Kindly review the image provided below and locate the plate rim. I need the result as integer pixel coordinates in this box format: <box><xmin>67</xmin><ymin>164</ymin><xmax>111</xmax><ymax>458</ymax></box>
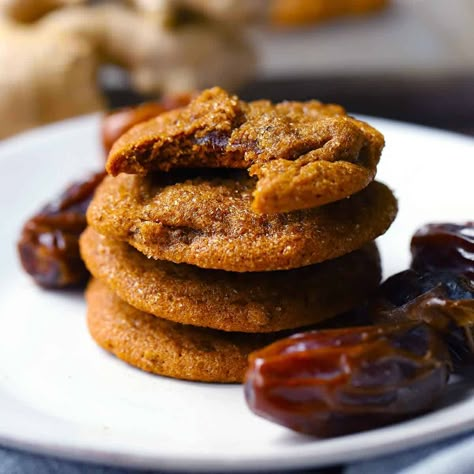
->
<box><xmin>1</xmin><ymin>114</ymin><xmax>473</xmax><ymax>472</ymax></box>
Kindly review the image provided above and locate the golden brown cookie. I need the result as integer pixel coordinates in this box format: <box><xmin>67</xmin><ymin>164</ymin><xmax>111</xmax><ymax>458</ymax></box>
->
<box><xmin>80</xmin><ymin>227</ymin><xmax>382</xmax><ymax>332</ymax></box>
<box><xmin>106</xmin><ymin>87</ymin><xmax>384</xmax><ymax>214</ymax></box>
<box><xmin>86</xmin><ymin>279</ymin><xmax>280</xmax><ymax>382</ymax></box>
<box><xmin>101</xmin><ymin>93</ymin><xmax>195</xmax><ymax>154</ymax></box>
<box><xmin>86</xmin><ymin>171</ymin><xmax>397</xmax><ymax>272</ymax></box>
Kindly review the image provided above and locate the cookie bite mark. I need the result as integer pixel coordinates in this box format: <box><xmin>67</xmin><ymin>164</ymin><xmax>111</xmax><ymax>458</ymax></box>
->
<box><xmin>107</xmin><ymin>87</ymin><xmax>384</xmax><ymax>214</ymax></box>
<box><xmin>107</xmin><ymin>88</ymin><xmax>247</xmax><ymax>175</ymax></box>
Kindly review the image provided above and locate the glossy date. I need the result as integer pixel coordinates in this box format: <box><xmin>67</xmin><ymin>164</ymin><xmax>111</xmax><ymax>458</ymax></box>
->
<box><xmin>245</xmin><ymin>322</ymin><xmax>450</xmax><ymax>437</ymax></box>
<box><xmin>371</xmin><ymin>270</ymin><xmax>474</xmax><ymax>367</ymax></box>
<box><xmin>17</xmin><ymin>171</ymin><xmax>105</xmax><ymax>288</ymax></box>
<box><xmin>411</xmin><ymin>222</ymin><xmax>474</xmax><ymax>279</ymax></box>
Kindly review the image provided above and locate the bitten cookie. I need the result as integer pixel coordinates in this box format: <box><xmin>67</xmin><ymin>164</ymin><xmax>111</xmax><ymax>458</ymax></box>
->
<box><xmin>106</xmin><ymin>87</ymin><xmax>384</xmax><ymax>214</ymax></box>
<box><xmin>86</xmin><ymin>279</ymin><xmax>281</xmax><ymax>383</ymax></box>
<box><xmin>87</xmin><ymin>171</ymin><xmax>397</xmax><ymax>272</ymax></box>
<box><xmin>81</xmin><ymin>227</ymin><xmax>382</xmax><ymax>332</ymax></box>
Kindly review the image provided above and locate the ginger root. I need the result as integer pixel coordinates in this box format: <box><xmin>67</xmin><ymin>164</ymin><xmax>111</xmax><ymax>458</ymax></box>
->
<box><xmin>0</xmin><ymin>1</ymin><xmax>255</xmax><ymax>139</ymax></box>
<box><xmin>129</xmin><ymin>0</ymin><xmax>265</xmax><ymax>23</ymax></box>
<box><xmin>0</xmin><ymin>18</ymin><xmax>103</xmax><ymax>139</ymax></box>
<box><xmin>39</xmin><ymin>3</ymin><xmax>256</xmax><ymax>95</ymax></box>
<box><xmin>0</xmin><ymin>0</ymin><xmax>83</xmax><ymax>23</ymax></box>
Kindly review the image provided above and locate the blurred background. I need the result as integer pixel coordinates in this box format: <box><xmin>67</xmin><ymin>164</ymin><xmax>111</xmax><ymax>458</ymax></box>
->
<box><xmin>0</xmin><ymin>0</ymin><xmax>473</xmax><ymax>139</ymax></box>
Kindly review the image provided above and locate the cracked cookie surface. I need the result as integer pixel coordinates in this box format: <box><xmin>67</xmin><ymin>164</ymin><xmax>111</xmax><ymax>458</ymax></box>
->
<box><xmin>81</xmin><ymin>228</ymin><xmax>381</xmax><ymax>332</ymax></box>
<box><xmin>106</xmin><ymin>87</ymin><xmax>384</xmax><ymax>213</ymax></box>
<box><xmin>87</xmin><ymin>171</ymin><xmax>397</xmax><ymax>272</ymax></box>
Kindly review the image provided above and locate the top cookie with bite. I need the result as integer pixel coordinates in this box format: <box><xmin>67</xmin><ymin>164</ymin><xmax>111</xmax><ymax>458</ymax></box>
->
<box><xmin>106</xmin><ymin>87</ymin><xmax>384</xmax><ymax>214</ymax></box>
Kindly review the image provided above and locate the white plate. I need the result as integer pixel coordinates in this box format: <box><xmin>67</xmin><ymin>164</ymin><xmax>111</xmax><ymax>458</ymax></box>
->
<box><xmin>0</xmin><ymin>115</ymin><xmax>473</xmax><ymax>472</ymax></box>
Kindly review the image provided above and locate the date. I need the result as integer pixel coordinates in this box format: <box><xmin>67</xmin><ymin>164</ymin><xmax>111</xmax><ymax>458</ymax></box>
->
<box><xmin>371</xmin><ymin>270</ymin><xmax>474</xmax><ymax>368</ymax></box>
<box><xmin>245</xmin><ymin>322</ymin><xmax>450</xmax><ymax>437</ymax></box>
<box><xmin>17</xmin><ymin>171</ymin><xmax>105</xmax><ymax>288</ymax></box>
<box><xmin>411</xmin><ymin>222</ymin><xmax>474</xmax><ymax>280</ymax></box>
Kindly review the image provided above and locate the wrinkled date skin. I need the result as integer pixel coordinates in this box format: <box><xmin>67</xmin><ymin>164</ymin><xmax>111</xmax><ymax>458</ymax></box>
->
<box><xmin>245</xmin><ymin>323</ymin><xmax>450</xmax><ymax>437</ymax></box>
<box><xmin>411</xmin><ymin>222</ymin><xmax>474</xmax><ymax>280</ymax></box>
<box><xmin>371</xmin><ymin>270</ymin><xmax>474</xmax><ymax>368</ymax></box>
<box><xmin>17</xmin><ymin>171</ymin><xmax>106</xmax><ymax>288</ymax></box>
<box><xmin>101</xmin><ymin>93</ymin><xmax>194</xmax><ymax>154</ymax></box>
<box><xmin>371</xmin><ymin>222</ymin><xmax>474</xmax><ymax>367</ymax></box>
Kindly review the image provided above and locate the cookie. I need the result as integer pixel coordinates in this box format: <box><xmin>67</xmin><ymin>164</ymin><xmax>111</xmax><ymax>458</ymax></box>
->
<box><xmin>101</xmin><ymin>93</ymin><xmax>194</xmax><ymax>154</ymax></box>
<box><xmin>106</xmin><ymin>87</ymin><xmax>384</xmax><ymax>214</ymax></box>
<box><xmin>87</xmin><ymin>171</ymin><xmax>397</xmax><ymax>272</ymax></box>
<box><xmin>80</xmin><ymin>227</ymin><xmax>382</xmax><ymax>332</ymax></box>
<box><xmin>86</xmin><ymin>279</ymin><xmax>280</xmax><ymax>383</ymax></box>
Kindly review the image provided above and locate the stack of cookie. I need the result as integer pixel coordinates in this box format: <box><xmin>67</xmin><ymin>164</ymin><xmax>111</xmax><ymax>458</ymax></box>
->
<box><xmin>80</xmin><ymin>87</ymin><xmax>397</xmax><ymax>383</ymax></box>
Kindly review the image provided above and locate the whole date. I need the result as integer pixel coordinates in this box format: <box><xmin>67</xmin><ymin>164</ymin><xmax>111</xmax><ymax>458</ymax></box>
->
<box><xmin>17</xmin><ymin>171</ymin><xmax>105</xmax><ymax>288</ymax></box>
<box><xmin>411</xmin><ymin>222</ymin><xmax>474</xmax><ymax>279</ymax></box>
<box><xmin>245</xmin><ymin>322</ymin><xmax>450</xmax><ymax>437</ymax></box>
